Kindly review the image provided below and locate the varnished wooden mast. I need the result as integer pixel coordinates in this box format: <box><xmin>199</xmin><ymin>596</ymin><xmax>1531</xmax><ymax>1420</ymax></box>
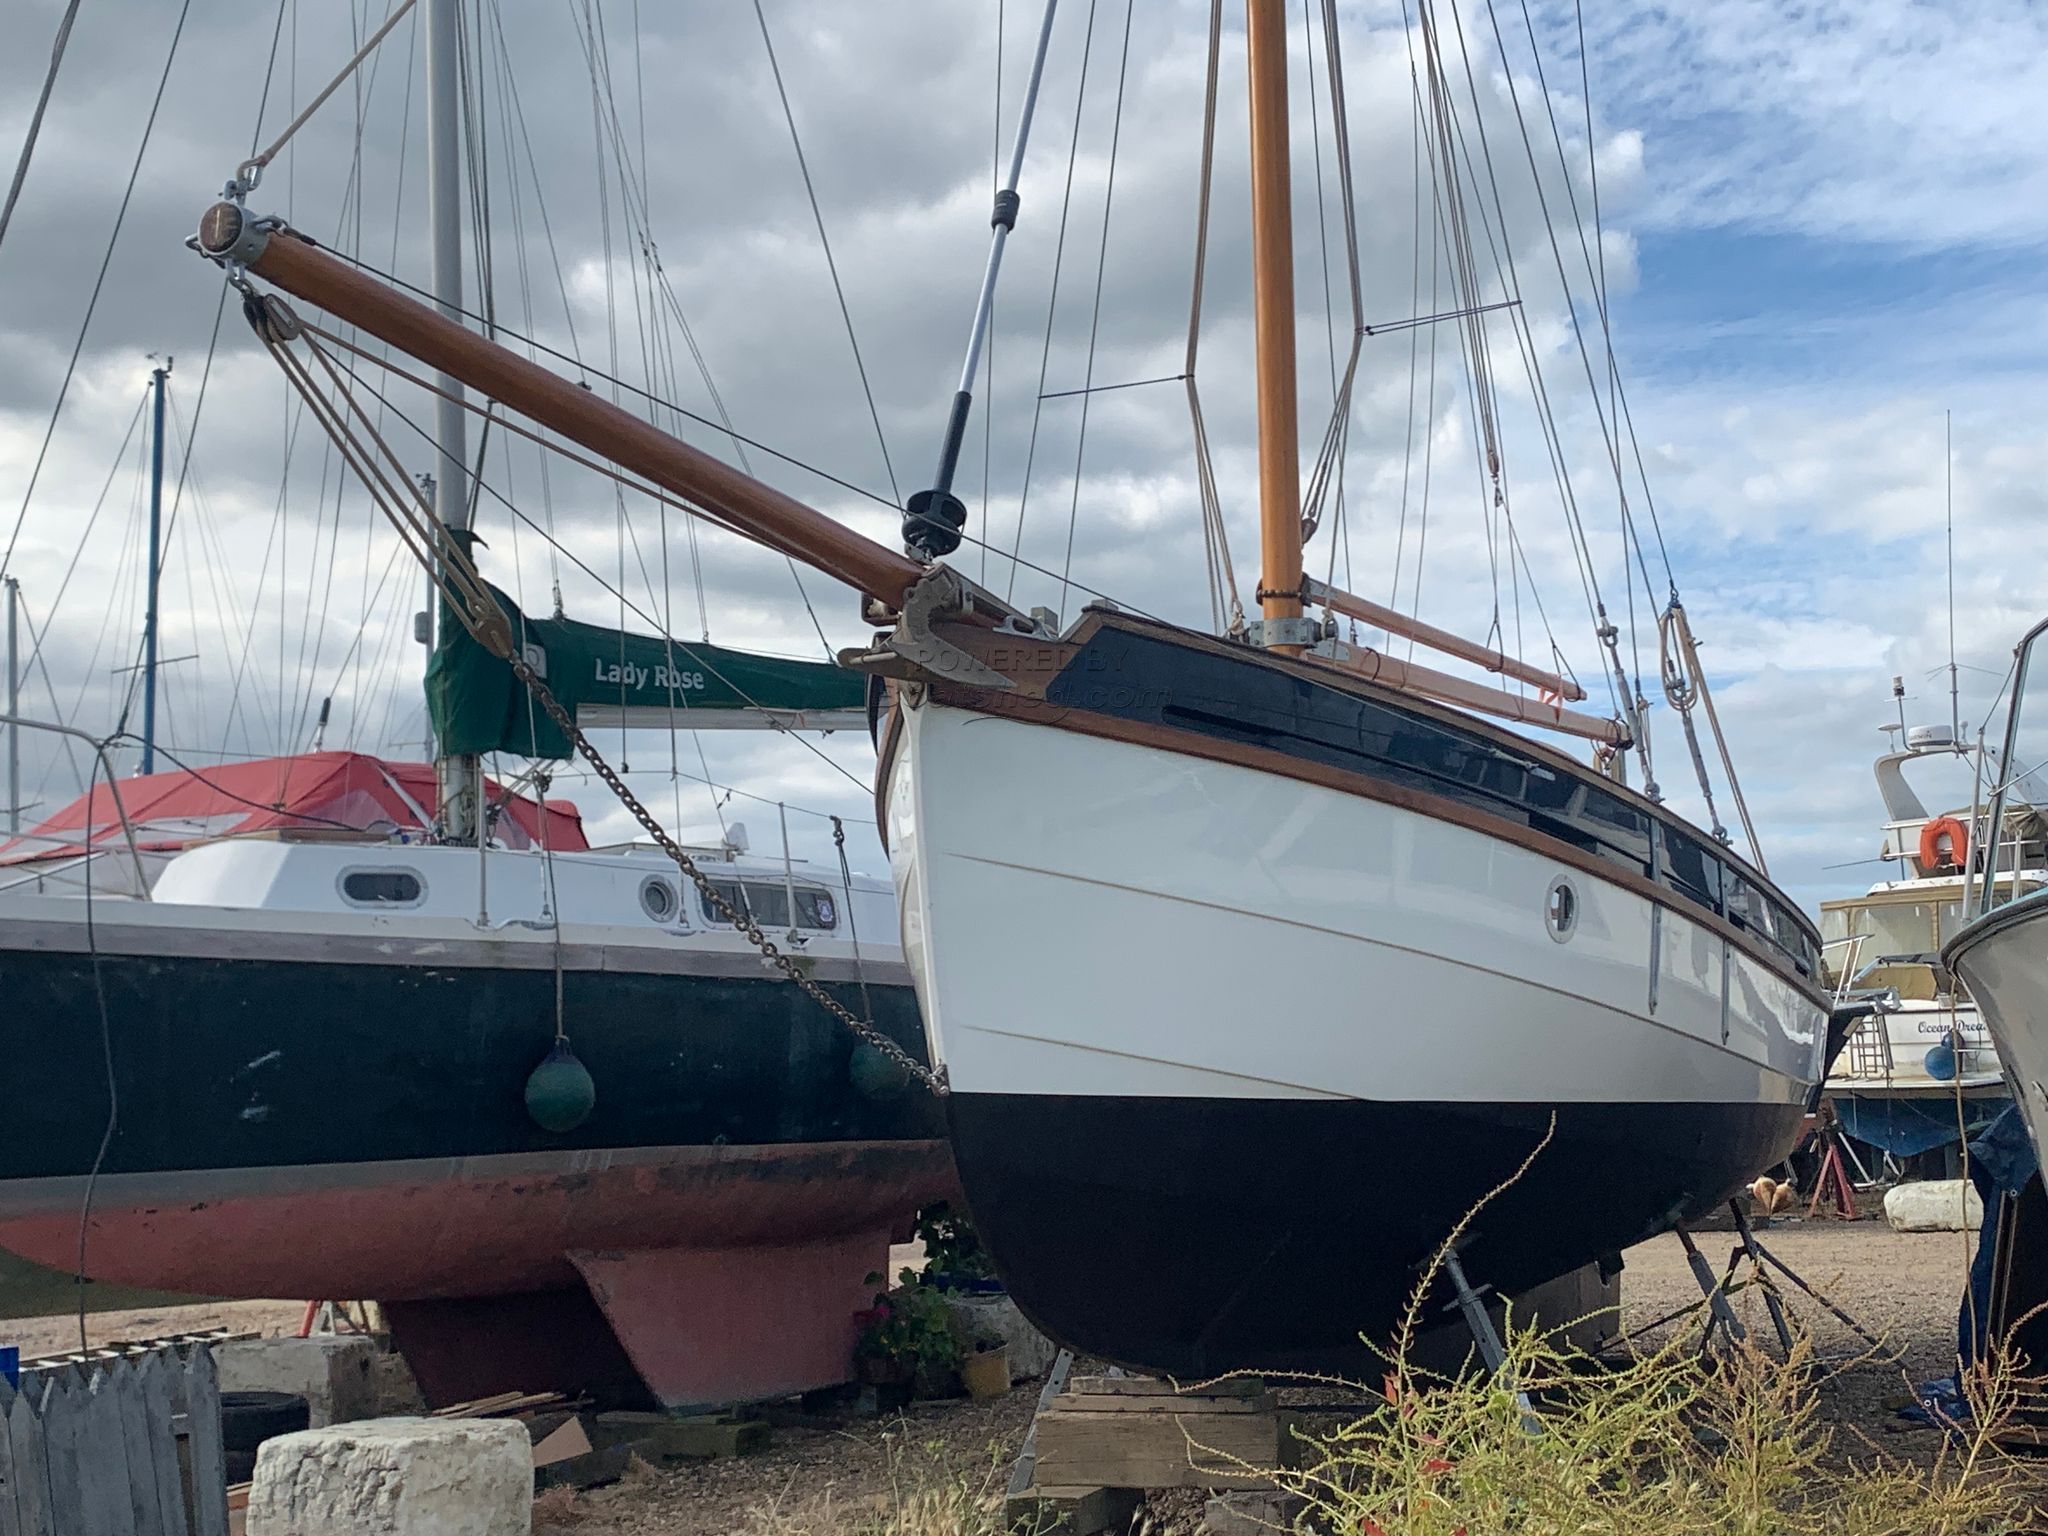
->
<box><xmin>196</xmin><ymin>205</ymin><xmax>924</xmax><ymax>611</ymax></box>
<box><xmin>1245</xmin><ymin>0</ymin><xmax>1304</xmax><ymax>655</ymax></box>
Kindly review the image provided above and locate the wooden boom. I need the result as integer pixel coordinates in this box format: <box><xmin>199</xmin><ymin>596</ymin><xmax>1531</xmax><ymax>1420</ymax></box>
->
<box><xmin>196</xmin><ymin>203</ymin><xmax>923</xmax><ymax>611</ymax></box>
<box><xmin>1304</xmin><ymin>576</ymin><xmax>1586</xmax><ymax>701</ymax></box>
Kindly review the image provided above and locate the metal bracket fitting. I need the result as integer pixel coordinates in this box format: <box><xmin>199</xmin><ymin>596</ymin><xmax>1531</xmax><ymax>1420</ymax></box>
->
<box><xmin>196</xmin><ymin>201</ymin><xmax>274</xmax><ymax>269</ymax></box>
<box><xmin>841</xmin><ymin>566</ymin><xmax>1017</xmax><ymax>691</ymax></box>
<box><xmin>1246</xmin><ymin>616</ymin><xmax>1325</xmax><ymax>649</ymax></box>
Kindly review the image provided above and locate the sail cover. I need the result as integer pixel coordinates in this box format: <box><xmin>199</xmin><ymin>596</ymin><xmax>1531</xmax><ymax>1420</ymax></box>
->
<box><xmin>427</xmin><ymin>585</ymin><xmax>866</xmax><ymax>758</ymax></box>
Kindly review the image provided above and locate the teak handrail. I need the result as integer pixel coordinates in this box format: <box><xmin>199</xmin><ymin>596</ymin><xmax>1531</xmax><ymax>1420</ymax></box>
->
<box><xmin>1302</xmin><ymin>643</ymin><xmax>1626</xmax><ymax>745</ymax></box>
<box><xmin>1304</xmin><ymin>577</ymin><xmax>1585</xmax><ymax>701</ymax></box>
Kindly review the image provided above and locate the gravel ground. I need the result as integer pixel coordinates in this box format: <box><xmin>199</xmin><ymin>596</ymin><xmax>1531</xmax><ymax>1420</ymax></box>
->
<box><xmin>539</xmin><ymin>1216</ymin><xmax>2003</xmax><ymax>1533</ymax></box>
<box><xmin>1621</xmin><ymin>1213</ymin><xmax>1979</xmax><ymax>1471</ymax></box>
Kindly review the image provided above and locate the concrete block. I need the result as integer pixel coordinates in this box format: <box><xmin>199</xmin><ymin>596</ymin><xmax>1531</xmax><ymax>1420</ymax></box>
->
<box><xmin>219</xmin><ymin>1336</ymin><xmax>380</xmax><ymax>1428</ymax></box>
<box><xmin>247</xmin><ymin>1416</ymin><xmax>530</xmax><ymax>1535</ymax></box>
<box><xmin>1885</xmin><ymin>1179</ymin><xmax>1983</xmax><ymax>1234</ymax></box>
<box><xmin>945</xmin><ymin>1293</ymin><xmax>1059</xmax><ymax>1381</ymax></box>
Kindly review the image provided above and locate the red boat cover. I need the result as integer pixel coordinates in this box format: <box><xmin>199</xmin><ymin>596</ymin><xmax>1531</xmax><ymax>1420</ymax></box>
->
<box><xmin>0</xmin><ymin>750</ymin><xmax>588</xmax><ymax>862</ymax></box>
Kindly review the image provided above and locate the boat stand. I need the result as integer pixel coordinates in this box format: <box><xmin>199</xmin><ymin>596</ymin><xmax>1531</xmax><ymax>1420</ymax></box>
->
<box><xmin>1674</xmin><ymin>1223</ymin><xmax>1749</xmax><ymax>1352</ymax></box>
<box><xmin>1442</xmin><ymin>1250</ymin><xmax>1542</xmax><ymax>1434</ymax></box>
<box><xmin>1697</xmin><ymin>1205</ymin><xmax>1796</xmax><ymax>1356</ymax></box>
<box><xmin>1672</xmin><ymin>1202</ymin><xmax>1887</xmax><ymax>1365</ymax></box>
<box><xmin>1805</xmin><ymin>1111</ymin><xmax>1864</xmax><ymax>1219</ymax></box>
<box><xmin>1723</xmin><ymin>1205</ymin><xmax>1796</xmax><ymax>1354</ymax></box>
<box><xmin>1721</xmin><ymin>1206</ymin><xmax>1890</xmax><ymax>1359</ymax></box>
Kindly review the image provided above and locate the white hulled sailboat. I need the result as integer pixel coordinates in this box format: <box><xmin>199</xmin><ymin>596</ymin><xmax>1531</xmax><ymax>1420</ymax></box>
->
<box><xmin>186</xmin><ymin>0</ymin><xmax>1828</xmax><ymax>1377</ymax></box>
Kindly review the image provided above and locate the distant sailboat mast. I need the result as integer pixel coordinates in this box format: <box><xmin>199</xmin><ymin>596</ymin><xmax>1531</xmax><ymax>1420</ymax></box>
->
<box><xmin>139</xmin><ymin>357</ymin><xmax>170</xmax><ymax>775</ymax></box>
<box><xmin>424</xmin><ymin>0</ymin><xmax>480</xmax><ymax>842</ymax></box>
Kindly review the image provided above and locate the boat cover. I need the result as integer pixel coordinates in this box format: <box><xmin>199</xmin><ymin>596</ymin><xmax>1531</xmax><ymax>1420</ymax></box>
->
<box><xmin>0</xmin><ymin>750</ymin><xmax>588</xmax><ymax>863</ymax></box>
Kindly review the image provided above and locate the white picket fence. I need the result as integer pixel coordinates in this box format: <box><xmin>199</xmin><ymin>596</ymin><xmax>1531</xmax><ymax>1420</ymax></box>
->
<box><xmin>0</xmin><ymin>1345</ymin><xmax>227</xmax><ymax>1536</ymax></box>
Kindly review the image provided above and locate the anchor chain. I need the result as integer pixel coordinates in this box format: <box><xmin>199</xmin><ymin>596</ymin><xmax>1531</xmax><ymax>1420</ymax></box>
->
<box><xmin>504</xmin><ymin>648</ymin><xmax>946</xmax><ymax>1096</ymax></box>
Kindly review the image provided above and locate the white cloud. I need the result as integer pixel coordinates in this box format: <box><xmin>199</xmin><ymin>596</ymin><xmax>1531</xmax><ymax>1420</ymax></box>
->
<box><xmin>0</xmin><ymin>0</ymin><xmax>2043</xmax><ymax>903</ymax></box>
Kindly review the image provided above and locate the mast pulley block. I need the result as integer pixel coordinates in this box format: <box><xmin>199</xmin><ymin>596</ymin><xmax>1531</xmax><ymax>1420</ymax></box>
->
<box><xmin>241</xmin><ymin>292</ymin><xmax>303</xmax><ymax>345</ymax></box>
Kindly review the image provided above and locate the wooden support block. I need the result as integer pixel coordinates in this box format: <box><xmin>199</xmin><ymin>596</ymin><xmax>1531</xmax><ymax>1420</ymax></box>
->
<box><xmin>1052</xmin><ymin>1391</ymin><xmax>1265</xmax><ymax>1415</ymax></box>
<box><xmin>533</xmin><ymin>1443</ymin><xmax>632</xmax><ymax>1490</ymax></box>
<box><xmin>1068</xmin><ymin>1376</ymin><xmax>1265</xmax><ymax>1399</ymax></box>
<box><xmin>648</xmin><ymin>1416</ymin><xmax>771</xmax><ymax>1459</ymax></box>
<box><xmin>590</xmin><ymin>1409</ymin><xmax>770</xmax><ymax>1460</ymax></box>
<box><xmin>1031</xmin><ymin>1398</ymin><xmax>1294</xmax><ymax>1492</ymax></box>
<box><xmin>1005</xmin><ymin>1483</ymin><xmax>1143</xmax><ymax>1534</ymax></box>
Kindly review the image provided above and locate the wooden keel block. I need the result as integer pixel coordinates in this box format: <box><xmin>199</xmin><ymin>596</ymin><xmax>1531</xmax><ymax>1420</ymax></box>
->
<box><xmin>589</xmin><ymin>1408</ymin><xmax>770</xmax><ymax>1460</ymax></box>
<box><xmin>1066</xmin><ymin>1376</ymin><xmax>1266</xmax><ymax>1399</ymax></box>
<box><xmin>1030</xmin><ymin>1380</ymin><xmax>1294</xmax><ymax>1492</ymax></box>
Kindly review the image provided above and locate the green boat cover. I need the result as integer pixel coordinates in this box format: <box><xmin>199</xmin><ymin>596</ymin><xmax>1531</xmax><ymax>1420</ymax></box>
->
<box><xmin>427</xmin><ymin>584</ymin><xmax>866</xmax><ymax>758</ymax></box>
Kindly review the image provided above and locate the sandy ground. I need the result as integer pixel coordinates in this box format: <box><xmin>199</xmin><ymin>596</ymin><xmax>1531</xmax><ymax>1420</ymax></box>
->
<box><xmin>0</xmin><ymin>1220</ymin><xmax>2003</xmax><ymax>1532</ymax></box>
<box><xmin>4</xmin><ymin>1296</ymin><xmax>308</xmax><ymax>1360</ymax></box>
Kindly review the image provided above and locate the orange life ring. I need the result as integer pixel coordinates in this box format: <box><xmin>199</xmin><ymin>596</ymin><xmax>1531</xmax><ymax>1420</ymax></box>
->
<box><xmin>1919</xmin><ymin>815</ymin><xmax>1968</xmax><ymax>871</ymax></box>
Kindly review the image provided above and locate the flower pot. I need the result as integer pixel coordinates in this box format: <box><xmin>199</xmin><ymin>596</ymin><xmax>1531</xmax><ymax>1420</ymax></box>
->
<box><xmin>961</xmin><ymin>1345</ymin><xmax>1011</xmax><ymax>1400</ymax></box>
<box><xmin>858</xmin><ymin>1356</ymin><xmax>914</xmax><ymax>1388</ymax></box>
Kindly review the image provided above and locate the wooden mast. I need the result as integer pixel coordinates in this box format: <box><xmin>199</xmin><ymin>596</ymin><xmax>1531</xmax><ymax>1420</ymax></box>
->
<box><xmin>197</xmin><ymin>205</ymin><xmax>924</xmax><ymax>611</ymax></box>
<box><xmin>1245</xmin><ymin>0</ymin><xmax>1304</xmax><ymax>656</ymax></box>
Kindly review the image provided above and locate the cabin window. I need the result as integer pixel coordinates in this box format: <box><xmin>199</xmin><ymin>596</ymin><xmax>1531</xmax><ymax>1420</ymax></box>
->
<box><xmin>1660</xmin><ymin>828</ymin><xmax>1726</xmax><ymax>915</ymax></box>
<box><xmin>639</xmin><ymin>876</ymin><xmax>680</xmax><ymax>923</ymax></box>
<box><xmin>698</xmin><ymin>879</ymin><xmax>839</xmax><ymax>930</ymax></box>
<box><xmin>339</xmin><ymin>868</ymin><xmax>424</xmax><ymax>907</ymax></box>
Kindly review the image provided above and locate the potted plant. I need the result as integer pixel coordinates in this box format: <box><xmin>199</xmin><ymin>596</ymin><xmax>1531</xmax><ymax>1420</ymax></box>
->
<box><xmin>958</xmin><ymin>1328</ymin><xmax>1011</xmax><ymax>1400</ymax></box>
<box><xmin>852</xmin><ymin>1269</ymin><xmax>963</xmax><ymax>1401</ymax></box>
<box><xmin>915</xmin><ymin>1202</ymin><xmax>1001</xmax><ymax>1293</ymax></box>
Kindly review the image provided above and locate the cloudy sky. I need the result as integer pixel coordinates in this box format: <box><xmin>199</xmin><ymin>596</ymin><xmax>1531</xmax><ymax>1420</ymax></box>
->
<box><xmin>1</xmin><ymin>0</ymin><xmax>2044</xmax><ymax>908</ymax></box>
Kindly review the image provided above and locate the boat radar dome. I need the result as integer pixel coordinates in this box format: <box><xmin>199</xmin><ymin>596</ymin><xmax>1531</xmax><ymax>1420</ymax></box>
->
<box><xmin>1906</xmin><ymin>725</ymin><xmax>1955</xmax><ymax>751</ymax></box>
<box><xmin>725</xmin><ymin>822</ymin><xmax>750</xmax><ymax>856</ymax></box>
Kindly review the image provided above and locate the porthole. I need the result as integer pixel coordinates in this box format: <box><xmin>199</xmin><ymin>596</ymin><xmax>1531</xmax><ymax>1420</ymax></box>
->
<box><xmin>639</xmin><ymin>875</ymin><xmax>679</xmax><ymax>923</ymax></box>
<box><xmin>1544</xmin><ymin>875</ymin><xmax>1579</xmax><ymax>942</ymax></box>
<box><xmin>339</xmin><ymin>868</ymin><xmax>425</xmax><ymax>907</ymax></box>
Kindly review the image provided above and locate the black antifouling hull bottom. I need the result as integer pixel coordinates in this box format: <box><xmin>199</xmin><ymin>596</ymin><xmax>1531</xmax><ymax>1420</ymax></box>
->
<box><xmin>946</xmin><ymin>1092</ymin><xmax>1806</xmax><ymax>1378</ymax></box>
